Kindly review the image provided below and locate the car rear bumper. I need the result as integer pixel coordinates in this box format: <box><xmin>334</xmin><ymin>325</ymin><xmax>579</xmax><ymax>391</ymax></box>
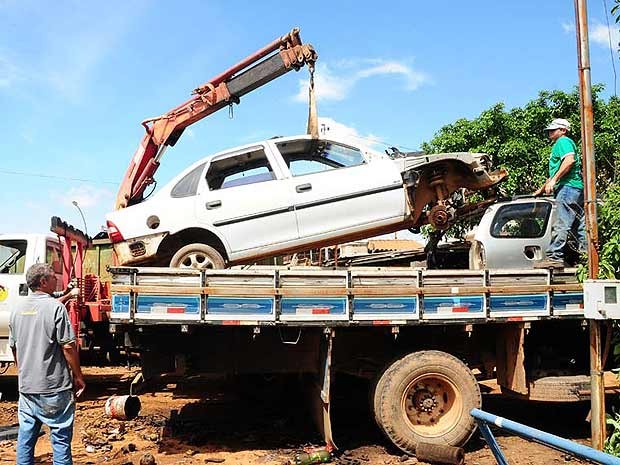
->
<box><xmin>113</xmin><ymin>232</ymin><xmax>167</xmax><ymax>265</ymax></box>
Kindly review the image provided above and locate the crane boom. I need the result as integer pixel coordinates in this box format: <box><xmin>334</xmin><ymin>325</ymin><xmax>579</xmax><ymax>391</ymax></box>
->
<box><xmin>115</xmin><ymin>28</ymin><xmax>317</xmax><ymax>210</ymax></box>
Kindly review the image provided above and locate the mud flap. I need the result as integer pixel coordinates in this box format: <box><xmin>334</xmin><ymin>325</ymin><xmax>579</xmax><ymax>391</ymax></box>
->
<box><xmin>306</xmin><ymin>329</ymin><xmax>336</xmax><ymax>450</ymax></box>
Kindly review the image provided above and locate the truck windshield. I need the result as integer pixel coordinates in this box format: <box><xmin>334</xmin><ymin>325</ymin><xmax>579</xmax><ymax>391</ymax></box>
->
<box><xmin>0</xmin><ymin>240</ymin><xmax>27</xmax><ymax>274</ymax></box>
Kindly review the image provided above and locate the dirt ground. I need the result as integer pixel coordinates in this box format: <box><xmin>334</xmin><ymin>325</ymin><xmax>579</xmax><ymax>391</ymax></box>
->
<box><xmin>0</xmin><ymin>366</ymin><xmax>595</xmax><ymax>465</ymax></box>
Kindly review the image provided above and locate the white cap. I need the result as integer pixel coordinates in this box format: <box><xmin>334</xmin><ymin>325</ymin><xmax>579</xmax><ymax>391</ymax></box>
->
<box><xmin>544</xmin><ymin>118</ymin><xmax>570</xmax><ymax>133</ymax></box>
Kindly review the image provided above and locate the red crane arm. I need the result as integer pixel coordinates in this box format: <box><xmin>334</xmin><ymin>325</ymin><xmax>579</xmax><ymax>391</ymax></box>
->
<box><xmin>115</xmin><ymin>28</ymin><xmax>317</xmax><ymax>209</ymax></box>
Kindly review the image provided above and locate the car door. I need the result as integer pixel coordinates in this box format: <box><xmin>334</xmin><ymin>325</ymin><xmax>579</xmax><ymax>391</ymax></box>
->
<box><xmin>196</xmin><ymin>144</ymin><xmax>298</xmax><ymax>254</ymax></box>
<box><xmin>273</xmin><ymin>138</ymin><xmax>406</xmax><ymax>239</ymax></box>
<box><xmin>483</xmin><ymin>200</ymin><xmax>553</xmax><ymax>268</ymax></box>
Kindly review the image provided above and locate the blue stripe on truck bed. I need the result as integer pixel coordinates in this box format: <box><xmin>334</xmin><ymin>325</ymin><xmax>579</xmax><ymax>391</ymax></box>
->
<box><xmin>136</xmin><ymin>295</ymin><xmax>201</xmax><ymax>314</ymax></box>
<box><xmin>489</xmin><ymin>294</ymin><xmax>548</xmax><ymax>314</ymax></box>
<box><xmin>423</xmin><ymin>296</ymin><xmax>485</xmax><ymax>318</ymax></box>
<box><xmin>111</xmin><ymin>294</ymin><xmax>130</xmax><ymax>313</ymax></box>
<box><xmin>353</xmin><ymin>297</ymin><xmax>418</xmax><ymax>319</ymax></box>
<box><xmin>281</xmin><ymin>297</ymin><xmax>347</xmax><ymax>316</ymax></box>
<box><xmin>207</xmin><ymin>297</ymin><xmax>275</xmax><ymax>315</ymax></box>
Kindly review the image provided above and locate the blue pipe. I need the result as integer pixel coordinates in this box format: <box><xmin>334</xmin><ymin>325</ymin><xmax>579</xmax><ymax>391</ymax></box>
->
<box><xmin>471</xmin><ymin>408</ymin><xmax>620</xmax><ymax>465</ymax></box>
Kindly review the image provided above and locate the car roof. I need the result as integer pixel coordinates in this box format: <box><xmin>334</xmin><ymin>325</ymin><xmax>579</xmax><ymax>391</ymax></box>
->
<box><xmin>175</xmin><ymin>134</ymin><xmax>382</xmax><ymax>177</ymax></box>
<box><xmin>490</xmin><ymin>196</ymin><xmax>556</xmax><ymax>208</ymax></box>
<box><xmin>0</xmin><ymin>233</ymin><xmax>59</xmax><ymax>241</ymax></box>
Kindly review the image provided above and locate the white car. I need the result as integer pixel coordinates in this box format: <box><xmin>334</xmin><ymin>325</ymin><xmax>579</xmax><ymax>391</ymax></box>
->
<box><xmin>106</xmin><ymin>135</ymin><xmax>505</xmax><ymax>269</ymax></box>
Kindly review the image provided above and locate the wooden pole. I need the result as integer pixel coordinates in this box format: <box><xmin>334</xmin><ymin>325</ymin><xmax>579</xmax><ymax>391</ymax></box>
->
<box><xmin>574</xmin><ymin>0</ymin><xmax>605</xmax><ymax>450</ymax></box>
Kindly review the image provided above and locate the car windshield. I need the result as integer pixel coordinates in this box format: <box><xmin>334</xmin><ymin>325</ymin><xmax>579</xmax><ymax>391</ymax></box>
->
<box><xmin>0</xmin><ymin>240</ymin><xmax>27</xmax><ymax>274</ymax></box>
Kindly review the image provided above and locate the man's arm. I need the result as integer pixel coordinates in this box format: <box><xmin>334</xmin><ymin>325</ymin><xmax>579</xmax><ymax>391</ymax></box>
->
<box><xmin>56</xmin><ymin>288</ymin><xmax>79</xmax><ymax>305</ymax></box>
<box><xmin>543</xmin><ymin>153</ymin><xmax>575</xmax><ymax>194</ymax></box>
<box><xmin>62</xmin><ymin>342</ymin><xmax>86</xmax><ymax>397</ymax></box>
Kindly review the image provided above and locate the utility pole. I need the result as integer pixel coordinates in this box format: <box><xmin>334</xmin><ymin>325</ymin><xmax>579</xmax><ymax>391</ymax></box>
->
<box><xmin>574</xmin><ymin>0</ymin><xmax>605</xmax><ymax>450</ymax></box>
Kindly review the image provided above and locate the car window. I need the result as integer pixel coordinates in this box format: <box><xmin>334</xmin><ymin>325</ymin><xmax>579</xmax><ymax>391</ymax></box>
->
<box><xmin>171</xmin><ymin>163</ymin><xmax>206</xmax><ymax>198</ymax></box>
<box><xmin>277</xmin><ymin>139</ymin><xmax>365</xmax><ymax>177</ymax></box>
<box><xmin>490</xmin><ymin>202</ymin><xmax>552</xmax><ymax>239</ymax></box>
<box><xmin>0</xmin><ymin>240</ymin><xmax>27</xmax><ymax>274</ymax></box>
<box><xmin>206</xmin><ymin>148</ymin><xmax>275</xmax><ymax>191</ymax></box>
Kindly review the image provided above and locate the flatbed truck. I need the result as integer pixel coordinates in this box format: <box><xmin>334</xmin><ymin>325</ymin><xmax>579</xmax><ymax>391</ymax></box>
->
<box><xmin>107</xmin><ymin>264</ymin><xmax>589</xmax><ymax>454</ymax></box>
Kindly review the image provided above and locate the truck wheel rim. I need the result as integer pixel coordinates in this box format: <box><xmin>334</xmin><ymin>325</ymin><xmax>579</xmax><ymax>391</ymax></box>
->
<box><xmin>179</xmin><ymin>252</ymin><xmax>216</xmax><ymax>269</ymax></box>
<box><xmin>401</xmin><ymin>373</ymin><xmax>463</xmax><ymax>437</ymax></box>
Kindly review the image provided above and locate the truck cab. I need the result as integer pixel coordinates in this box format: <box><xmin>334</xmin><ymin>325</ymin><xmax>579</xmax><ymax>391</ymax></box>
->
<box><xmin>0</xmin><ymin>234</ymin><xmax>63</xmax><ymax>365</ymax></box>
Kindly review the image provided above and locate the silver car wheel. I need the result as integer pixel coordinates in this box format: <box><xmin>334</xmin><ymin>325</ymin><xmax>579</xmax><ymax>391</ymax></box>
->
<box><xmin>170</xmin><ymin>243</ymin><xmax>226</xmax><ymax>270</ymax></box>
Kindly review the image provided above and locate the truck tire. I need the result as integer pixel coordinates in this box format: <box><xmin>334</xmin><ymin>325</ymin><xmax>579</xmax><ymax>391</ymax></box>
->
<box><xmin>373</xmin><ymin>350</ymin><xmax>481</xmax><ymax>453</ymax></box>
<box><xmin>501</xmin><ymin>374</ymin><xmax>590</xmax><ymax>402</ymax></box>
<box><xmin>170</xmin><ymin>243</ymin><xmax>226</xmax><ymax>269</ymax></box>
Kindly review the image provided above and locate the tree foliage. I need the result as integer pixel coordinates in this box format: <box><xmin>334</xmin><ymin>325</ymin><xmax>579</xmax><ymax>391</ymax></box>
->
<box><xmin>422</xmin><ymin>87</ymin><xmax>620</xmax><ymax>276</ymax></box>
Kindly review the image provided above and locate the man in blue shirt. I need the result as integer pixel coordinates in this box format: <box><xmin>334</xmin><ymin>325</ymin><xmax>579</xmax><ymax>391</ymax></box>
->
<box><xmin>533</xmin><ymin>118</ymin><xmax>586</xmax><ymax>268</ymax></box>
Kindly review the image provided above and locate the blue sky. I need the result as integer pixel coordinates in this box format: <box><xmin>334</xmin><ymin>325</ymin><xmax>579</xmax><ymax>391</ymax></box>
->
<box><xmin>1</xmin><ymin>0</ymin><xmax>619</xmax><ymax>236</ymax></box>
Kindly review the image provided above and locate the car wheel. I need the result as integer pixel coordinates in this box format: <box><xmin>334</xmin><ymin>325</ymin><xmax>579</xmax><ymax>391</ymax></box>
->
<box><xmin>170</xmin><ymin>243</ymin><xmax>226</xmax><ymax>270</ymax></box>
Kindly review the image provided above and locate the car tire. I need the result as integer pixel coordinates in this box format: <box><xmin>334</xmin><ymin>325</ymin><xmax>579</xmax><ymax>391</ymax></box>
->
<box><xmin>170</xmin><ymin>243</ymin><xmax>226</xmax><ymax>270</ymax></box>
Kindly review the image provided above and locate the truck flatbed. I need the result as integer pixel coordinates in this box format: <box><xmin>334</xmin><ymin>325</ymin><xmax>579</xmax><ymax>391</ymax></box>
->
<box><xmin>109</xmin><ymin>266</ymin><xmax>583</xmax><ymax>325</ymax></box>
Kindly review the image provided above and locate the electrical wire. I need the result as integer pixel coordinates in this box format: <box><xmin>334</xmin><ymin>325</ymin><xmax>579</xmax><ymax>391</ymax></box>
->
<box><xmin>603</xmin><ymin>0</ymin><xmax>618</xmax><ymax>97</ymax></box>
<box><xmin>0</xmin><ymin>169</ymin><xmax>117</xmax><ymax>185</ymax></box>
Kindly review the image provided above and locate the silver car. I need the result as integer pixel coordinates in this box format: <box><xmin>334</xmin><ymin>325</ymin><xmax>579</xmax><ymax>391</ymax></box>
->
<box><xmin>469</xmin><ymin>196</ymin><xmax>580</xmax><ymax>269</ymax></box>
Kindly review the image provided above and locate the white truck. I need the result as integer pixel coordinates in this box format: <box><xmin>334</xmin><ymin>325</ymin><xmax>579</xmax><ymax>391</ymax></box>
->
<box><xmin>0</xmin><ymin>221</ymin><xmax>111</xmax><ymax>368</ymax></box>
<box><xmin>0</xmin><ymin>233</ymin><xmax>65</xmax><ymax>365</ymax></box>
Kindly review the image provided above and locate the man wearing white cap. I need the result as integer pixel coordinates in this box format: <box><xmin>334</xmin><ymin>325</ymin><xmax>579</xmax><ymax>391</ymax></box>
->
<box><xmin>533</xmin><ymin>118</ymin><xmax>586</xmax><ymax>268</ymax></box>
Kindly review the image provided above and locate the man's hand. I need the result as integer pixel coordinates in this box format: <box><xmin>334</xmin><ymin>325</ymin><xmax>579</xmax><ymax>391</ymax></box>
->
<box><xmin>544</xmin><ymin>178</ymin><xmax>556</xmax><ymax>195</ymax></box>
<box><xmin>533</xmin><ymin>183</ymin><xmax>546</xmax><ymax>196</ymax></box>
<box><xmin>74</xmin><ymin>375</ymin><xmax>86</xmax><ymax>398</ymax></box>
<box><xmin>62</xmin><ymin>342</ymin><xmax>86</xmax><ymax>398</ymax></box>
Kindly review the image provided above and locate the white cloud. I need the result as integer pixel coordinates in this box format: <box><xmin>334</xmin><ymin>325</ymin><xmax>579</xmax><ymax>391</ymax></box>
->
<box><xmin>48</xmin><ymin>184</ymin><xmax>116</xmax><ymax>234</ymax></box>
<box><xmin>295</xmin><ymin>58</ymin><xmax>429</xmax><ymax>103</ymax></box>
<box><xmin>355</xmin><ymin>61</ymin><xmax>428</xmax><ymax>91</ymax></box>
<box><xmin>295</xmin><ymin>63</ymin><xmax>349</xmax><ymax>102</ymax></box>
<box><xmin>53</xmin><ymin>184</ymin><xmax>114</xmax><ymax>210</ymax></box>
<box><xmin>590</xmin><ymin>23</ymin><xmax>620</xmax><ymax>50</ymax></box>
<box><xmin>563</xmin><ymin>20</ymin><xmax>620</xmax><ymax>51</ymax></box>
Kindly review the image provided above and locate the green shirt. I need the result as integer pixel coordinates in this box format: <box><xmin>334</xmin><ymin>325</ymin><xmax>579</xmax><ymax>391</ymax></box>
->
<box><xmin>549</xmin><ymin>135</ymin><xmax>583</xmax><ymax>190</ymax></box>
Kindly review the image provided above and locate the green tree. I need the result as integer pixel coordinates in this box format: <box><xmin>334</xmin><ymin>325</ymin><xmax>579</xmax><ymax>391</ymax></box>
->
<box><xmin>422</xmin><ymin>87</ymin><xmax>620</xmax><ymax>277</ymax></box>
